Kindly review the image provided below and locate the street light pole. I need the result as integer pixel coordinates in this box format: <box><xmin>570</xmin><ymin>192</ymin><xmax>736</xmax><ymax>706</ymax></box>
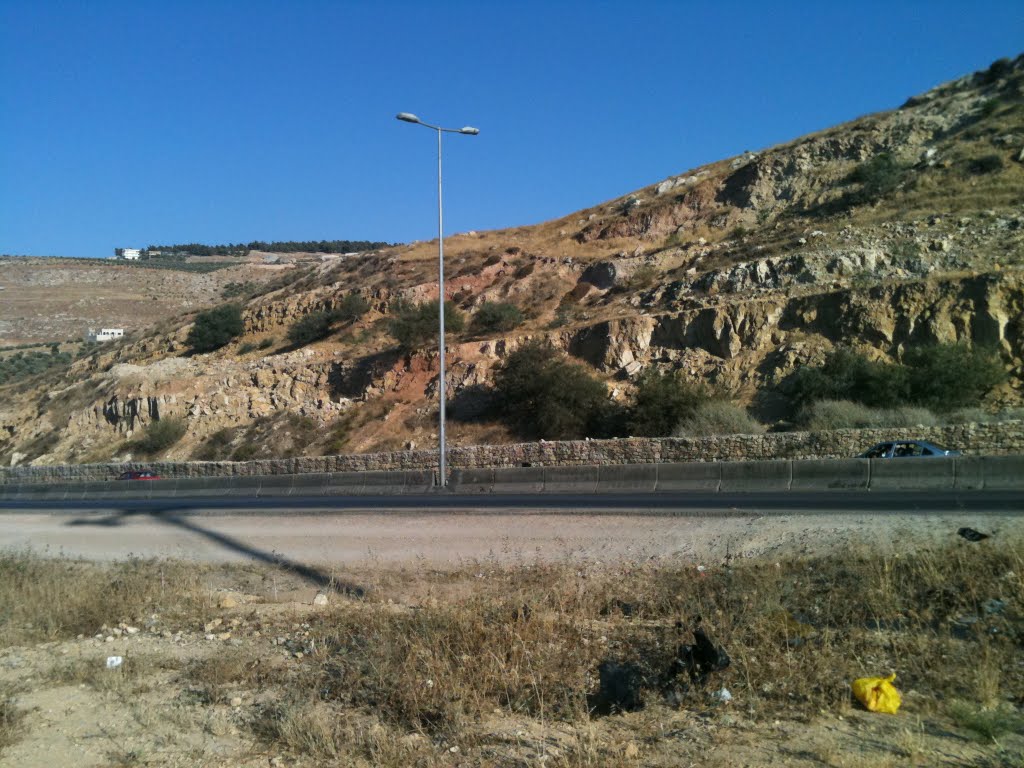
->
<box><xmin>396</xmin><ymin>112</ymin><xmax>479</xmax><ymax>488</ymax></box>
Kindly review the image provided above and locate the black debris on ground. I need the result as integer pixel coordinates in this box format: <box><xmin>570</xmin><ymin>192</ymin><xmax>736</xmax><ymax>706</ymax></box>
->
<box><xmin>958</xmin><ymin>527</ymin><xmax>990</xmax><ymax>542</ymax></box>
<box><xmin>670</xmin><ymin>617</ymin><xmax>731</xmax><ymax>686</ymax></box>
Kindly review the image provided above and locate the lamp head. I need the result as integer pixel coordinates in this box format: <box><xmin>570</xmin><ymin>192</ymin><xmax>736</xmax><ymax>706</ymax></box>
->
<box><xmin>396</xmin><ymin>112</ymin><xmax>420</xmax><ymax>124</ymax></box>
<box><xmin>460</xmin><ymin>126</ymin><xmax>480</xmax><ymax>135</ymax></box>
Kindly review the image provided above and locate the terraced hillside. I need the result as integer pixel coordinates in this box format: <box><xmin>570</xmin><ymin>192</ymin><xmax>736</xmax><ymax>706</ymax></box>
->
<box><xmin>1</xmin><ymin>55</ymin><xmax>1022</xmax><ymax>466</ymax></box>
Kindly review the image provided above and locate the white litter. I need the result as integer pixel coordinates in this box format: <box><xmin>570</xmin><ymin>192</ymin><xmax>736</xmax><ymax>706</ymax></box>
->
<box><xmin>106</xmin><ymin>656</ymin><xmax>124</xmax><ymax>669</ymax></box>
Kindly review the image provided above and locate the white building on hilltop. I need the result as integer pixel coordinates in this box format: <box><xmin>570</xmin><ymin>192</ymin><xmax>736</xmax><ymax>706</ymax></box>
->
<box><xmin>86</xmin><ymin>328</ymin><xmax>124</xmax><ymax>342</ymax></box>
<box><xmin>114</xmin><ymin>248</ymin><xmax>141</xmax><ymax>260</ymax></box>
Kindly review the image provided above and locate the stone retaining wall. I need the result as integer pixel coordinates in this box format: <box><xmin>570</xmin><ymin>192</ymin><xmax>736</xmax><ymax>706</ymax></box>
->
<box><xmin>2</xmin><ymin>421</ymin><xmax>1022</xmax><ymax>485</ymax></box>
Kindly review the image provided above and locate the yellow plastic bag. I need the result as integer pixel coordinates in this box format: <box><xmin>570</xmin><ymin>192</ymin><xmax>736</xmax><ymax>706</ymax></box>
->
<box><xmin>851</xmin><ymin>673</ymin><xmax>902</xmax><ymax>714</ymax></box>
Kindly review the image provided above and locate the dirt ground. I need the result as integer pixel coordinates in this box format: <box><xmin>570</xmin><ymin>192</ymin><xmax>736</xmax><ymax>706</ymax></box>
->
<box><xmin>3</xmin><ymin>510</ymin><xmax>1023</xmax><ymax>566</ymax></box>
<box><xmin>1</xmin><ymin>514</ymin><xmax>1022</xmax><ymax>767</ymax></box>
<box><xmin>3</xmin><ymin>630</ymin><xmax>1019</xmax><ymax>768</ymax></box>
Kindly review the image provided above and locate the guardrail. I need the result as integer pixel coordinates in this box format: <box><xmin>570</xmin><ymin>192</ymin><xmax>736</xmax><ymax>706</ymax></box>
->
<box><xmin>2</xmin><ymin>456</ymin><xmax>1022</xmax><ymax>502</ymax></box>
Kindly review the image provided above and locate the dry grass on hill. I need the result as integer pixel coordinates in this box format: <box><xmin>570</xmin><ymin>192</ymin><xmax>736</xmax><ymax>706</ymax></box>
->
<box><xmin>1</xmin><ymin>541</ymin><xmax>1022</xmax><ymax>766</ymax></box>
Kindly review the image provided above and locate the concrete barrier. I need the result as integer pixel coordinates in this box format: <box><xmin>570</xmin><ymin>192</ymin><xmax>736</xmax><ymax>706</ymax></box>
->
<box><xmin>720</xmin><ymin>460</ymin><xmax>792</xmax><ymax>492</ymax></box>
<box><xmin>492</xmin><ymin>466</ymin><xmax>545</xmax><ymax>493</ymax></box>
<box><xmin>146</xmin><ymin>479</ymin><xmax>179</xmax><ymax>496</ymax></box>
<box><xmin>953</xmin><ymin>457</ymin><xmax>985</xmax><ymax>490</ymax></box>
<box><xmin>290</xmin><ymin>473</ymin><xmax>328</xmax><ymax>496</ymax></box>
<box><xmin>868</xmin><ymin>458</ymin><xmax>954</xmax><ymax>490</ymax></box>
<box><xmin>12</xmin><ymin>483</ymin><xmax>47</xmax><ymax>501</ymax></box>
<box><xmin>361</xmin><ymin>471</ymin><xmax>416</xmax><ymax>495</ymax></box>
<box><xmin>62</xmin><ymin>483</ymin><xmax>104</xmax><ymax>501</ymax></box>
<box><xmin>544</xmin><ymin>465</ymin><xmax>599</xmax><ymax>493</ymax></box>
<box><xmin>597</xmin><ymin>464</ymin><xmax>658</xmax><ymax>492</ymax></box>
<box><xmin>655</xmin><ymin>463</ymin><xmax>722</xmax><ymax>492</ymax></box>
<box><xmin>403</xmin><ymin>470</ymin><xmax>435</xmax><ymax>494</ymax></box>
<box><xmin>2</xmin><ymin>454</ymin><xmax>1022</xmax><ymax>504</ymax></box>
<box><xmin>34</xmin><ymin>484</ymin><xmax>71</xmax><ymax>502</ymax></box>
<box><xmin>449</xmin><ymin>468</ymin><xmax>494</xmax><ymax>494</ymax></box>
<box><xmin>323</xmin><ymin>471</ymin><xmax>367</xmax><ymax>495</ymax></box>
<box><xmin>174</xmin><ymin>477</ymin><xmax>231</xmax><ymax>497</ymax></box>
<box><xmin>979</xmin><ymin>455</ymin><xmax>1024</xmax><ymax>490</ymax></box>
<box><xmin>81</xmin><ymin>480</ymin><xmax>125</xmax><ymax>500</ymax></box>
<box><xmin>222</xmin><ymin>477</ymin><xmax>263</xmax><ymax>497</ymax></box>
<box><xmin>791</xmin><ymin>459</ymin><xmax>869</xmax><ymax>490</ymax></box>
<box><xmin>120</xmin><ymin>482</ymin><xmax>156</xmax><ymax>500</ymax></box>
<box><xmin>255</xmin><ymin>475</ymin><xmax>296</xmax><ymax>497</ymax></box>
<box><xmin>0</xmin><ymin>484</ymin><xmax>21</xmax><ymax>501</ymax></box>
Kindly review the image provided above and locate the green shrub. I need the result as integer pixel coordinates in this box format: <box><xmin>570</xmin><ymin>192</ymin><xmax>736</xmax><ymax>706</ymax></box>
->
<box><xmin>321</xmin><ymin>416</ymin><xmax>354</xmax><ymax>456</ymax></box>
<box><xmin>904</xmin><ymin>344</ymin><xmax>1005</xmax><ymax>411</ymax></box>
<box><xmin>825</xmin><ymin>152</ymin><xmax>910</xmax><ymax>210</ymax></box>
<box><xmin>193</xmin><ymin>428</ymin><xmax>235</xmax><ymax>461</ymax></box>
<box><xmin>0</xmin><ymin>349</ymin><xmax>72</xmax><ymax>385</ymax></box>
<box><xmin>493</xmin><ymin>341</ymin><xmax>613</xmax><ymax>440</ymax></box>
<box><xmin>231</xmin><ymin>444</ymin><xmax>259</xmax><ymax>462</ymax></box>
<box><xmin>334</xmin><ymin>292</ymin><xmax>370</xmax><ymax>323</ymax></box>
<box><xmin>288</xmin><ymin>310</ymin><xmax>337</xmax><ymax>347</ymax></box>
<box><xmin>662</xmin><ymin>230</ymin><xmax>685</xmax><ymax>249</ymax></box>
<box><xmin>258</xmin><ymin>338</ymin><xmax>275</xmax><ymax>350</ymax></box>
<box><xmin>547</xmin><ymin>306</ymin><xmax>577</xmax><ymax>329</ymax></box>
<box><xmin>237</xmin><ymin>342</ymin><xmax>257</xmax><ymax>355</ymax></box>
<box><xmin>133</xmin><ymin>417</ymin><xmax>187</xmax><ymax>455</ymax></box>
<box><xmin>221</xmin><ymin>281</ymin><xmax>257</xmax><ymax>299</ymax></box>
<box><xmin>946</xmin><ymin>407</ymin><xmax>1024</xmax><ymax>424</ymax></box>
<box><xmin>186</xmin><ymin>304</ymin><xmax>244</xmax><ymax>353</ymax></box>
<box><xmin>627</xmin><ymin>265</ymin><xmax>659</xmax><ymax>290</ymax></box>
<box><xmin>471</xmin><ymin>302</ymin><xmax>524</xmax><ymax>335</ymax></box>
<box><xmin>389</xmin><ymin>300</ymin><xmax>465</xmax><ymax>351</ymax></box>
<box><xmin>847</xmin><ymin>153</ymin><xmax>903</xmax><ymax>191</ymax></box>
<box><xmin>796</xmin><ymin>400</ymin><xmax>938</xmax><ymax>431</ymax></box>
<box><xmin>787</xmin><ymin>348</ymin><xmax>908</xmax><ymax>409</ymax></box>
<box><xmin>967</xmin><ymin>154</ymin><xmax>1004</xmax><ymax>175</ymax></box>
<box><xmin>513</xmin><ymin>261</ymin><xmax>535</xmax><ymax>279</ymax></box>
<box><xmin>978</xmin><ymin>98</ymin><xmax>1001</xmax><ymax>118</ymax></box>
<box><xmin>979</xmin><ymin>57</ymin><xmax>1013</xmax><ymax>86</ymax></box>
<box><xmin>890</xmin><ymin>240</ymin><xmax>921</xmax><ymax>262</ymax></box>
<box><xmin>627</xmin><ymin>370</ymin><xmax>710</xmax><ymax>437</ymax></box>
<box><xmin>786</xmin><ymin>344</ymin><xmax>1005</xmax><ymax>416</ymax></box>
<box><xmin>674</xmin><ymin>402</ymin><xmax>765</xmax><ymax>436</ymax></box>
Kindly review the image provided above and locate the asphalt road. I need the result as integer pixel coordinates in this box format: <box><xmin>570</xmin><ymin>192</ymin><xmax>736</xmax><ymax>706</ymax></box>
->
<box><xmin>0</xmin><ymin>491</ymin><xmax>1020</xmax><ymax>572</ymax></box>
<box><xmin>1</xmin><ymin>490</ymin><xmax>1022</xmax><ymax>515</ymax></box>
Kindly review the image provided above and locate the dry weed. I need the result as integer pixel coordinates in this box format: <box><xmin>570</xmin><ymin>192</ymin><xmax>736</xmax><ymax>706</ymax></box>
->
<box><xmin>181</xmin><ymin>648</ymin><xmax>271</xmax><ymax>704</ymax></box>
<box><xmin>1</xmin><ymin>542</ymin><xmax>1022</xmax><ymax>764</ymax></box>
<box><xmin>0</xmin><ymin>551</ymin><xmax>211</xmax><ymax>646</ymax></box>
<box><xmin>0</xmin><ymin>685</ymin><xmax>26</xmax><ymax>755</ymax></box>
<box><xmin>46</xmin><ymin>654</ymin><xmax>171</xmax><ymax>695</ymax></box>
<box><xmin>948</xmin><ymin>700</ymin><xmax>1024</xmax><ymax>744</ymax></box>
<box><xmin>252</xmin><ymin>702</ymin><xmax>440</xmax><ymax>767</ymax></box>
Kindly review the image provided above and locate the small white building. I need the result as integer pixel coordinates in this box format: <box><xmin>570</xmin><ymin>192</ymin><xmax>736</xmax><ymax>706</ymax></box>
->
<box><xmin>86</xmin><ymin>328</ymin><xmax>125</xmax><ymax>342</ymax></box>
<box><xmin>114</xmin><ymin>248</ymin><xmax>141</xmax><ymax>260</ymax></box>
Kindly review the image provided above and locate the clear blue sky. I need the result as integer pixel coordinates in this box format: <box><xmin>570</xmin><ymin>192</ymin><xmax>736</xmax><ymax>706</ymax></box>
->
<box><xmin>1</xmin><ymin>1</ymin><xmax>1020</xmax><ymax>258</ymax></box>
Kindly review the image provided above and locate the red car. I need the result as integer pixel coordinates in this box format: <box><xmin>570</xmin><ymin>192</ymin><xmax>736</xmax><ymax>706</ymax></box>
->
<box><xmin>117</xmin><ymin>470</ymin><xmax>161</xmax><ymax>481</ymax></box>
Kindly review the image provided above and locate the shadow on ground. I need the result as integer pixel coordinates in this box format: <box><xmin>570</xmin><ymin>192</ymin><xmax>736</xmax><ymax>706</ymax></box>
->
<box><xmin>66</xmin><ymin>507</ymin><xmax>366</xmax><ymax>596</ymax></box>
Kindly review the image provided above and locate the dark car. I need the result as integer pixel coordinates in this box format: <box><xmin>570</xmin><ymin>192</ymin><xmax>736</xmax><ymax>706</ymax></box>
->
<box><xmin>858</xmin><ymin>440</ymin><xmax>962</xmax><ymax>459</ymax></box>
<box><xmin>117</xmin><ymin>470</ymin><xmax>161</xmax><ymax>480</ymax></box>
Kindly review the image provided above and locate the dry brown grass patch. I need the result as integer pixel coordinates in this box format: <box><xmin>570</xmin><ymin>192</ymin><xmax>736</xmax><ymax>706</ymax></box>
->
<box><xmin>0</xmin><ymin>685</ymin><xmax>27</xmax><ymax>756</ymax></box>
<box><xmin>0</xmin><ymin>552</ymin><xmax>212</xmax><ymax>646</ymax></box>
<box><xmin>1</xmin><ymin>543</ymin><xmax>1022</xmax><ymax>764</ymax></box>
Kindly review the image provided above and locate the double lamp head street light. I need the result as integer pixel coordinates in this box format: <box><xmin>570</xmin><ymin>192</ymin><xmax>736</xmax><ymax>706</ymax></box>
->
<box><xmin>396</xmin><ymin>112</ymin><xmax>479</xmax><ymax>488</ymax></box>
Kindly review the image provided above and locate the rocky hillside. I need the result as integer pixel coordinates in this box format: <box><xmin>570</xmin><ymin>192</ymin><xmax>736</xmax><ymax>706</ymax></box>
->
<box><xmin>2</xmin><ymin>55</ymin><xmax>1023</xmax><ymax>466</ymax></box>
